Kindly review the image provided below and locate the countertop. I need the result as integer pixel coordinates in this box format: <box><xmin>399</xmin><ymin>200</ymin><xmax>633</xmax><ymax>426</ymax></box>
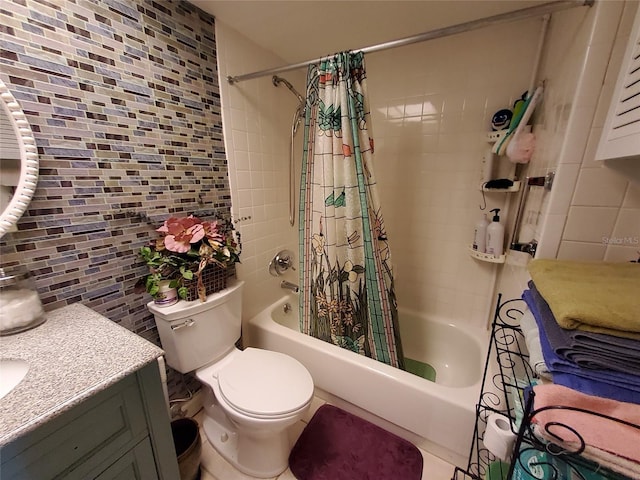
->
<box><xmin>0</xmin><ymin>303</ymin><xmax>164</xmax><ymax>446</ymax></box>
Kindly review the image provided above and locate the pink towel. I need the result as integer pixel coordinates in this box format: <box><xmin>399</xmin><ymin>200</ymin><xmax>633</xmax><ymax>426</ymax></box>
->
<box><xmin>532</xmin><ymin>384</ymin><xmax>640</xmax><ymax>465</ymax></box>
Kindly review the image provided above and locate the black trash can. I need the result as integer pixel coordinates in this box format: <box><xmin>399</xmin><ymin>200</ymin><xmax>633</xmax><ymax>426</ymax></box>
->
<box><xmin>171</xmin><ymin>417</ymin><xmax>202</xmax><ymax>480</ymax></box>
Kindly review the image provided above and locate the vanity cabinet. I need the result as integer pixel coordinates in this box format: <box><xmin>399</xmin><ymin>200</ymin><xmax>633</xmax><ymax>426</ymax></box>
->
<box><xmin>0</xmin><ymin>362</ymin><xmax>179</xmax><ymax>480</ymax></box>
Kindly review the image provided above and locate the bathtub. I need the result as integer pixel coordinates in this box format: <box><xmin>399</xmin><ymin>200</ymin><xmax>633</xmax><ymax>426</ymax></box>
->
<box><xmin>246</xmin><ymin>294</ymin><xmax>488</xmax><ymax>467</ymax></box>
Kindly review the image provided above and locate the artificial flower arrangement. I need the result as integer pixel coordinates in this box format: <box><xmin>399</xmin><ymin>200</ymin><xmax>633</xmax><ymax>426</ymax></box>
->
<box><xmin>138</xmin><ymin>215</ymin><xmax>240</xmax><ymax>302</ymax></box>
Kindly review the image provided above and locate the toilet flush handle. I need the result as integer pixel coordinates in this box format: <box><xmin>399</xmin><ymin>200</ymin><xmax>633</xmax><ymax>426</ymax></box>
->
<box><xmin>171</xmin><ymin>318</ymin><xmax>195</xmax><ymax>331</ymax></box>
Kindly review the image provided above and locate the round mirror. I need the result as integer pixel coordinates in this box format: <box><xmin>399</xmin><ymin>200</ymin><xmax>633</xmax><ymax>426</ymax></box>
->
<box><xmin>0</xmin><ymin>79</ymin><xmax>39</xmax><ymax>238</ymax></box>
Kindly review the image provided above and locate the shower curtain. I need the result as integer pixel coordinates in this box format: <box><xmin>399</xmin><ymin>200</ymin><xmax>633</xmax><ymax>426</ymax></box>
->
<box><xmin>298</xmin><ymin>51</ymin><xmax>405</xmax><ymax>369</ymax></box>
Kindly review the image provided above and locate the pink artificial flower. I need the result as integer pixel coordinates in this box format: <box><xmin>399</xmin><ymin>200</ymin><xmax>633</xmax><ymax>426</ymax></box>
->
<box><xmin>164</xmin><ymin>235</ymin><xmax>190</xmax><ymax>253</ymax></box>
<box><xmin>156</xmin><ymin>217</ymin><xmax>178</xmax><ymax>233</ymax></box>
<box><xmin>160</xmin><ymin>216</ymin><xmax>206</xmax><ymax>253</ymax></box>
<box><xmin>203</xmin><ymin>220</ymin><xmax>225</xmax><ymax>247</ymax></box>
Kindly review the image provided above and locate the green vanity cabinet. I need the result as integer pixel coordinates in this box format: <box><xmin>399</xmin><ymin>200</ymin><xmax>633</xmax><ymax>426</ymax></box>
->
<box><xmin>0</xmin><ymin>362</ymin><xmax>180</xmax><ymax>479</ymax></box>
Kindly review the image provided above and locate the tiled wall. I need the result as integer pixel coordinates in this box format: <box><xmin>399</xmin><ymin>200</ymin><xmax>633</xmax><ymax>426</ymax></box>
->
<box><xmin>522</xmin><ymin>0</ymin><xmax>640</xmax><ymax>262</ymax></box>
<box><xmin>216</xmin><ymin>2</ymin><xmax>638</xmax><ymax>335</ymax></box>
<box><xmin>216</xmin><ymin>13</ymin><xmax>569</xmax><ymax>329</ymax></box>
<box><xmin>0</xmin><ymin>0</ymin><xmax>227</xmax><ymax>398</ymax></box>
<box><xmin>556</xmin><ymin>1</ymin><xmax>640</xmax><ymax>263</ymax></box>
<box><xmin>363</xmin><ymin>18</ymin><xmax>542</xmax><ymax>327</ymax></box>
<box><xmin>215</xmin><ymin>21</ymin><xmax>303</xmax><ymax>322</ymax></box>
<box><xmin>214</xmin><ymin>16</ymin><xmax>545</xmax><ymax>329</ymax></box>
<box><xmin>495</xmin><ymin>0</ymin><xmax>640</xmax><ymax>303</ymax></box>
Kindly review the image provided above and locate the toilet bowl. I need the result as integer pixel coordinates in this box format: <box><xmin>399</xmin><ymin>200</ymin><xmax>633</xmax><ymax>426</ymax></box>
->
<box><xmin>148</xmin><ymin>281</ymin><xmax>314</xmax><ymax>478</ymax></box>
<box><xmin>197</xmin><ymin>348</ymin><xmax>313</xmax><ymax>477</ymax></box>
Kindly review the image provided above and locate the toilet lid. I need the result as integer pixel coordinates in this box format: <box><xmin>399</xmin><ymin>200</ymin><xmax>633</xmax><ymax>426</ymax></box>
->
<box><xmin>217</xmin><ymin>348</ymin><xmax>313</xmax><ymax>417</ymax></box>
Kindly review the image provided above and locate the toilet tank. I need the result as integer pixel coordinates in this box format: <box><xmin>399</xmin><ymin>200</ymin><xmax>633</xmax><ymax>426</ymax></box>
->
<box><xmin>148</xmin><ymin>280</ymin><xmax>244</xmax><ymax>373</ymax></box>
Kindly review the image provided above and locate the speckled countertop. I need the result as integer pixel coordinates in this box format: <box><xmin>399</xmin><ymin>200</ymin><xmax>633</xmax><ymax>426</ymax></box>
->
<box><xmin>0</xmin><ymin>303</ymin><xmax>163</xmax><ymax>446</ymax></box>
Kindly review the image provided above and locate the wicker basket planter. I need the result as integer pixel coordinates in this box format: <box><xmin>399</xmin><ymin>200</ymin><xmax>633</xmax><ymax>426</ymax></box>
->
<box><xmin>183</xmin><ymin>264</ymin><xmax>235</xmax><ymax>302</ymax></box>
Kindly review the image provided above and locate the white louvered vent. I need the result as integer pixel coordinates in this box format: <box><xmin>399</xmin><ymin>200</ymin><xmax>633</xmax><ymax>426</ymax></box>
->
<box><xmin>596</xmin><ymin>6</ymin><xmax>640</xmax><ymax>161</ymax></box>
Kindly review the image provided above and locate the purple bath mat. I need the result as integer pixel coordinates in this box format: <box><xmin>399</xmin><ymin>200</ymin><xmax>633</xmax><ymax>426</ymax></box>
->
<box><xmin>289</xmin><ymin>404</ymin><xmax>423</xmax><ymax>480</ymax></box>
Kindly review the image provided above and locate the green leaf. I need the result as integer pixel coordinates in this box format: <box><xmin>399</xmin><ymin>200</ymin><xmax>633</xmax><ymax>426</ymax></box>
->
<box><xmin>177</xmin><ymin>286</ymin><xmax>188</xmax><ymax>299</ymax></box>
<box><xmin>181</xmin><ymin>268</ymin><xmax>194</xmax><ymax>280</ymax></box>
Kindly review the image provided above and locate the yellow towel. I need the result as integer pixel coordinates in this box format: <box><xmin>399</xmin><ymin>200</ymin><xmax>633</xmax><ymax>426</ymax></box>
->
<box><xmin>528</xmin><ymin>259</ymin><xmax>640</xmax><ymax>339</ymax></box>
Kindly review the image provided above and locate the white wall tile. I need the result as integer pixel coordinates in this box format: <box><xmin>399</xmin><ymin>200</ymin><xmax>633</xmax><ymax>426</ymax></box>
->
<box><xmin>557</xmin><ymin>240</ymin><xmax>607</xmax><ymax>261</ymax></box>
<box><xmin>216</xmin><ymin>21</ymin><xmax>301</xmax><ymax>321</ymax></box>
<box><xmin>604</xmin><ymin>244</ymin><xmax>640</xmax><ymax>262</ymax></box>
<box><xmin>610</xmin><ymin>208</ymin><xmax>640</xmax><ymax>244</ymax></box>
<box><xmin>365</xmin><ymin>17</ymin><xmax>542</xmax><ymax>321</ymax></box>
<box><xmin>545</xmin><ymin>163</ymin><xmax>580</xmax><ymax>216</ymax></box>
<box><xmin>563</xmin><ymin>206</ymin><xmax>618</xmax><ymax>242</ymax></box>
<box><xmin>580</xmin><ymin>127</ymin><xmax>604</xmax><ymax>168</ymax></box>
<box><xmin>571</xmin><ymin>166</ymin><xmax>628</xmax><ymax>207</ymax></box>
<box><xmin>623</xmin><ymin>182</ymin><xmax>640</xmax><ymax>208</ymax></box>
<box><xmin>536</xmin><ymin>213</ymin><xmax>567</xmax><ymax>259</ymax></box>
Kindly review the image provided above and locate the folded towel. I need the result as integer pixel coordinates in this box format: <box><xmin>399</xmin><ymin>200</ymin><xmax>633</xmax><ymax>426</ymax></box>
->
<box><xmin>518</xmin><ymin>436</ymin><xmax>637</xmax><ymax>480</ymax></box>
<box><xmin>528</xmin><ymin>282</ymin><xmax>640</xmax><ymax>376</ymax></box>
<box><xmin>532</xmin><ymin>384</ymin><xmax>640</xmax><ymax>477</ymax></box>
<box><xmin>565</xmin><ymin>348</ymin><xmax>640</xmax><ymax>374</ymax></box>
<box><xmin>523</xmin><ymin>289</ymin><xmax>640</xmax><ymax>403</ymax></box>
<box><xmin>519</xmin><ymin>308</ymin><xmax>552</xmax><ymax>379</ymax></box>
<box><xmin>527</xmin><ymin>259</ymin><xmax>640</xmax><ymax>339</ymax></box>
<box><xmin>567</xmin><ymin>337</ymin><xmax>640</xmax><ymax>373</ymax></box>
<box><xmin>549</xmin><ymin>371</ymin><xmax>640</xmax><ymax>403</ymax></box>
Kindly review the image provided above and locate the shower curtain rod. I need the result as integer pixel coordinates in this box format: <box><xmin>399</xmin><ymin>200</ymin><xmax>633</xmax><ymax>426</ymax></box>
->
<box><xmin>227</xmin><ymin>0</ymin><xmax>593</xmax><ymax>84</ymax></box>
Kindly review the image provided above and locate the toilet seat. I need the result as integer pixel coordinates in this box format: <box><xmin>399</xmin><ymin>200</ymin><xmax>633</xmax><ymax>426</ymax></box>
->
<box><xmin>217</xmin><ymin>348</ymin><xmax>314</xmax><ymax>420</ymax></box>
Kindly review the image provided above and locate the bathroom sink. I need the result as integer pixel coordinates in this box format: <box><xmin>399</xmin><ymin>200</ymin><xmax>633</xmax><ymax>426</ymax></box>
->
<box><xmin>0</xmin><ymin>359</ymin><xmax>29</xmax><ymax>400</ymax></box>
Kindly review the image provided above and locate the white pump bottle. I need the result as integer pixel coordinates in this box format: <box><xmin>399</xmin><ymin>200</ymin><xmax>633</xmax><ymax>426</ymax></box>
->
<box><xmin>473</xmin><ymin>214</ymin><xmax>489</xmax><ymax>253</ymax></box>
<box><xmin>486</xmin><ymin>208</ymin><xmax>505</xmax><ymax>257</ymax></box>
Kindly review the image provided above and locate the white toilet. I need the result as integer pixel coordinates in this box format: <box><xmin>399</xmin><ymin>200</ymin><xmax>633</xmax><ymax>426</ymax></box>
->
<box><xmin>148</xmin><ymin>281</ymin><xmax>314</xmax><ymax>478</ymax></box>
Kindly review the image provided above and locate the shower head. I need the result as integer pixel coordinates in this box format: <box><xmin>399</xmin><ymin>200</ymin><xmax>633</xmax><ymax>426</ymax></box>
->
<box><xmin>272</xmin><ymin>75</ymin><xmax>305</xmax><ymax>105</ymax></box>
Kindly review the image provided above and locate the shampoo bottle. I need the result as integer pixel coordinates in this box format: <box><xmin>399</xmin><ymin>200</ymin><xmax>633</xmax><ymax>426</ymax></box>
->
<box><xmin>473</xmin><ymin>214</ymin><xmax>489</xmax><ymax>253</ymax></box>
<box><xmin>486</xmin><ymin>208</ymin><xmax>505</xmax><ymax>257</ymax></box>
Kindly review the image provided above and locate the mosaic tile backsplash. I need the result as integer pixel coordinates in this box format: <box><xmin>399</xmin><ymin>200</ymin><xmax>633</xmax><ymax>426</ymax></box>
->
<box><xmin>0</xmin><ymin>0</ymin><xmax>228</xmax><ymax>399</ymax></box>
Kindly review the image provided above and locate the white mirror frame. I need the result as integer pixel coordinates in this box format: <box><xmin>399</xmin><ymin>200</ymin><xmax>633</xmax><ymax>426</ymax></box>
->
<box><xmin>0</xmin><ymin>79</ymin><xmax>39</xmax><ymax>238</ymax></box>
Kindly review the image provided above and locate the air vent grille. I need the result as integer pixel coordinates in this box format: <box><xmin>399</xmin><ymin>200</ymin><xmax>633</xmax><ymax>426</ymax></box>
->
<box><xmin>610</xmin><ymin>37</ymin><xmax>640</xmax><ymax>138</ymax></box>
<box><xmin>596</xmin><ymin>7</ymin><xmax>640</xmax><ymax>161</ymax></box>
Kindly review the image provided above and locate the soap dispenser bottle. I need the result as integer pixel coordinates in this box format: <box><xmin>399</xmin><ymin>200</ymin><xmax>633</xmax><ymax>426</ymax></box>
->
<box><xmin>473</xmin><ymin>214</ymin><xmax>489</xmax><ymax>253</ymax></box>
<box><xmin>486</xmin><ymin>208</ymin><xmax>505</xmax><ymax>257</ymax></box>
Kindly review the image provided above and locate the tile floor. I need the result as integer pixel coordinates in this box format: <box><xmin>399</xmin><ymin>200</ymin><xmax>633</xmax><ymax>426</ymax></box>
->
<box><xmin>195</xmin><ymin>396</ymin><xmax>457</xmax><ymax>480</ymax></box>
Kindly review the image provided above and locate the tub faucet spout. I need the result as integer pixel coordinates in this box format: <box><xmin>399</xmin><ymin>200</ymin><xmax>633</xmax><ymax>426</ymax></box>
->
<box><xmin>281</xmin><ymin>280</ymin><xmax>299</xmax><ymax>293</ymax></box>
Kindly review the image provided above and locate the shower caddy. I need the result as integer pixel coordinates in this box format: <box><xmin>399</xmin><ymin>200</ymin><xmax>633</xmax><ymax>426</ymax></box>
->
<box><xmin>452</xmin><ymin>294</ymin><xmax>639</xmax><ymax>480</ymax></box>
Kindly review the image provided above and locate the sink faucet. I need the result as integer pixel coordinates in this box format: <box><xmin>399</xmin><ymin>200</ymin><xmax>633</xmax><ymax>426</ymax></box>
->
<box><xmin>280</xmin><ymin>280</ymin><xmax>299</xmax><ymax>293</ymax></box>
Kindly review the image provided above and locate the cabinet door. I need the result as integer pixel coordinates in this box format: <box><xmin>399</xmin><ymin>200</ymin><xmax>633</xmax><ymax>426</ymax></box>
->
<box><xmin>94</xmin><ymin>439</ymin><xmax>158</xmax><ymax>480</ymax></box>
<box><xmin>1</xmin><ymin>376</ymin><xmax>147</xmax><ymax>480</ymax></box>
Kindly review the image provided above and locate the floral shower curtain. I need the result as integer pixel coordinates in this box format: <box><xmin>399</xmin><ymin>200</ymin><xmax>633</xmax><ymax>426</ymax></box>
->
<box><xmin>298</xmin><ymin>51</ymin><xmax>405</xmax><ymax>369</ymax></box>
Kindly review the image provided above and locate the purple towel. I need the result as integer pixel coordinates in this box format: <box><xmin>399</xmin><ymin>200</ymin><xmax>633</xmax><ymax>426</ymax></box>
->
<box><xmin>523</xmin><ymin>289</ymin><xmax>640</xmax><ymax>404</ymax></box>
<box><xmin>528</xmin><ymin>282</ymin><xmax>640</xmax><ymax>375</ymax></box>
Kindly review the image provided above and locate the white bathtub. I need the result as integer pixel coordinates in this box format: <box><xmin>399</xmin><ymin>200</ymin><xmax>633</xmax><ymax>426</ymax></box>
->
<box><xmin>246</xmin><ymin>294</ymin><xmax>488</xmax><ymax>467</ymax></box>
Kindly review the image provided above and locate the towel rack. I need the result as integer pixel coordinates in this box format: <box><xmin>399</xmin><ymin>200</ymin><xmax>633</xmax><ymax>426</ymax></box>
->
<box><xmin>510</xmin><ymin>172</ymin><xmax>554</xmax><ymax>257</ymax></box>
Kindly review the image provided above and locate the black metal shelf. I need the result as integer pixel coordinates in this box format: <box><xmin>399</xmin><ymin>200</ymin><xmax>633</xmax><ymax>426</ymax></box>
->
<box><xmin>452</xmin><ymin>294</ymin><xmax>640</xmax><ymax>480</ymax></box>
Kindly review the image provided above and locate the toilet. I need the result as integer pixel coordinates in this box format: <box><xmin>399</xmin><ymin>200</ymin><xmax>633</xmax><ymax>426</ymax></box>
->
<box><xmin>148</xmin><ymin>281</ymin><xmax>314</xmax><ymax>478</ymax></box>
